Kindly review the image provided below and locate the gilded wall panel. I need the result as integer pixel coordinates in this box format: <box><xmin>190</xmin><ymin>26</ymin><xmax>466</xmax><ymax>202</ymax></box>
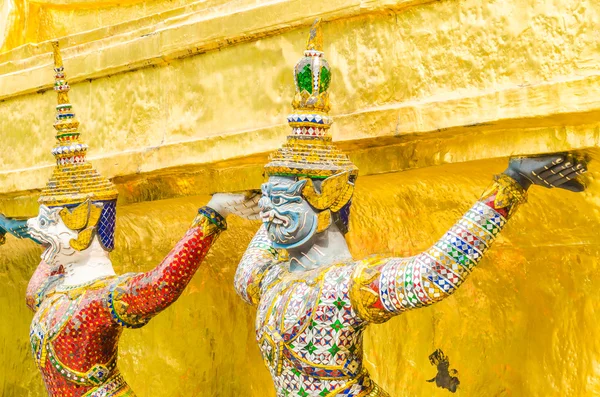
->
<box><xmin>1</xmin><ymin>0</ymin><xmax>600</xmax><ymax>179</ymax></box>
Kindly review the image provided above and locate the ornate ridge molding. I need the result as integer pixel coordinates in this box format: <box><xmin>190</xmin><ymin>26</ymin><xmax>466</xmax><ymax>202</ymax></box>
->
<box><xmin>0</xmin><ymin>0</ymin><xmax>432</xmax><ymax>101</ymax></box>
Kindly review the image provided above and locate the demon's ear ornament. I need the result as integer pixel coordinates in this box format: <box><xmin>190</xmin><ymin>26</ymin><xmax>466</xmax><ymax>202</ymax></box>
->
<box><xmin>60</xmin><ymin>199</ymin><xmax>93</xmax><ymax>230</ymax></box>
<box><xmin>300</xmin><ymin>171</ymin><xmax>355</xmax><ymax>212</ymax></box>
<box><xmin>59</xmin><ymin>199</ymin><xmax>104</xmax><ymax>251</ymax></box>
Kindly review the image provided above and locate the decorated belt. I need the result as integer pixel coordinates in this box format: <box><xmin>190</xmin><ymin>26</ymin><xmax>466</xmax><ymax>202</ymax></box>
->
<box><xmin>47</xmin><ymin>343</ymin><xmax>118</xmax><ymax>386</ymax></box>
<box><xmin>281</xmin><ymin>344</ymin><xmax>362</xmax><ymax>380</ymax></box>
<box><xmin>83</xmin><ymin>373</ymin><xmax>135</xmax><ymax>397</ymax></box>
<box><xmin>326</xmin><ymin>369</ymin><xmax>390</xmax><ymax>397</ymax></box>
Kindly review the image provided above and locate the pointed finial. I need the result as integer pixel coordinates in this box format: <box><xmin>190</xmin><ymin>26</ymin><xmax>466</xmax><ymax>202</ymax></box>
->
<box><xmin>51</xmin><ymin>40</ymin><xmax>63</xmax><ymax>68</ymax></box>
<box><xmin>306</xmin><ymin>18</ymin><xmax>323</xmax><ymax>52</ymax></box>
<box><xmin>51</xmin><ymin>41</ymin><xmax>71</xmax><ymax>107</ymax></box>
<box><xmin>48</xmin><ymin>40</ymin><xmax>85</xmax><ymax>168</ymax></box>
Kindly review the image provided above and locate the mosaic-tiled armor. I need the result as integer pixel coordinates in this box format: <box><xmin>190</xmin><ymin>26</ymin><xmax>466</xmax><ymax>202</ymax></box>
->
<box><xmin>26</xmin><ymin>209</ymin><xmax>225</xmax><ymax>397</ymax></box>
<box><xmin>22</xmin><ymin>42</ymin><xmax>230</xmax><ymax>397</ymax></box>
<box><xmin>234</xmin><ymin>20</ymin><xmax>587</xmax><ymax>397</ymax></box>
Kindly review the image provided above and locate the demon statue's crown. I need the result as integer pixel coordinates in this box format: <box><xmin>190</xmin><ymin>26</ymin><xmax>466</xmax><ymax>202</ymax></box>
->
<box><xmin>38</xmin><ymin>42</ymin><xmax>119</xmax><ymax>251</ymax></box>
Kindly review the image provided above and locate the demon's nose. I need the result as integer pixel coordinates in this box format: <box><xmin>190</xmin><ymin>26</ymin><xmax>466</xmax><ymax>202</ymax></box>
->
<box><xmin>258</xmin><ymin>196</ymin><xmax>272</xmax><ymax>211</ymax></box>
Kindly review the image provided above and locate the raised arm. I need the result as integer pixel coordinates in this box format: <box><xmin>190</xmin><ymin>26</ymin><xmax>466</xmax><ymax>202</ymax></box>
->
<box><xmin>351</xmin><ymin>155</ymin><xmax>587</xmax><ymax>324</ymax></box>
<box><xmin>107</xmin><ymin>206</ymin><xmax>227</xmax><ymax>328</ymax></box>
<box><xmin>0</xmin><ymin>214</ymin><xmax>41</xmax><ymax>245</ymax></box>
<box><xmin>107</xmin><ymin>193</ymin><xmax>261</xmax><ymax>328</ymax></box>
<box><xmin>234</xmin><ymin>224</ymin><xmax>279</xmax><ymax>305</ymax></box>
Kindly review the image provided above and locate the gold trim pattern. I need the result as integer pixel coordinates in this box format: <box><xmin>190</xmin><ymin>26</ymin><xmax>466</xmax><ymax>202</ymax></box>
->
<box><xmin>350</xmin><ymin>256</ymin><xmax>394</xmax><ymax>324</ymax></box>
<box><xmin>481</xmin><ymin>174</ymin><xmax>528</xmax><ymax>218</ymax></box>
<box><xmin>82</xmin><ymin>372</ymin><xmax>135</xmax><ymax>397</ymax></box>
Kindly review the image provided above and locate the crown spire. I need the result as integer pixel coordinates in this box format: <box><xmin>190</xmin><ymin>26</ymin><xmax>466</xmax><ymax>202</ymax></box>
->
<box><xmin>39</xmin><ymin>41</ymin><xmax>118</xmax><ymax>210</ymax></box>
<box><xmin>306</xmin><ymin>18</ymin><xmax>323</xmax><ymax>52</ymax></box>
<box><xmin>50</xmin><ymin>41</ymin><xmax>85</xmax><ymax>166</ymax></box>
<box><xmin>52</xmin><ymin>41</ymin><xmax>69</xmax><ymax>105</ymax></box>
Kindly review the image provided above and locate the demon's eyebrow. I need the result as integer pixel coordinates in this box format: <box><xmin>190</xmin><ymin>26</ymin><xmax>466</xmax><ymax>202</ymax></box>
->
<box><xmin>40</xmin><ymin>206</ymin><xmax>61</xmax><ymax>218</ymax></box>
<box><xmin>270</xmin><ymin>187</ymin><xmax>294</xmax><ymax>194</ymax></box>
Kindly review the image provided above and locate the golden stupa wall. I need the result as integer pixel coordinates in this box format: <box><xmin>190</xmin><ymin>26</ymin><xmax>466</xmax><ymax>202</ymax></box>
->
<box><xmin>1</xmin><ymin>0</ymin><xmax>600</xmax><ymax>396</ymax></box>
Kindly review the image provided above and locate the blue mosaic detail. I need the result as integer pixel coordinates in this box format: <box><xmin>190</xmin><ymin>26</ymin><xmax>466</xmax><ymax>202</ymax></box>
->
<box><xmin>198</xmin><ymin>206</ymin><xmax>227</xmax><ymax>230</ymax></box>
<box><xmin>97</xmin><ymin>200</ymin><xmax>117</xmax><ymax>251</ymax></box>
<box><xmin>335</xmin><ymin>200</ymin><xmax>352</xmax><ymax>235</ymax></box>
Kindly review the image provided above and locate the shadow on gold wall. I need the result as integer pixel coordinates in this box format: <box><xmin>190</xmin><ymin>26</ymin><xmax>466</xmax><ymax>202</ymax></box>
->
<box><xmin>1</xmin><ymin>154</ymin><xmax>599</xmax><ymax>396</ymax></box>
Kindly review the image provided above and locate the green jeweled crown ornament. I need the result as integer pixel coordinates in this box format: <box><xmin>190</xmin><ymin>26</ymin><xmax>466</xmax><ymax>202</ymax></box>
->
<box><xmin>264</xmin><ymin>19</ymin><xmax>358</xmax><ymax>181</ymax></box>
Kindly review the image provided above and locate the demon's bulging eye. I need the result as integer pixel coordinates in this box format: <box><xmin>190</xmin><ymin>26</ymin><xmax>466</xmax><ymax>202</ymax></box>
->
<box><xmin>38</xmin><ymin>211</ymin><xmax>58</xmax><ymax>229</ymax></box>
<box><xmin>272</xmin><ymin>197</ymin><xmax>283</xmax><ymax>205</ymax></box>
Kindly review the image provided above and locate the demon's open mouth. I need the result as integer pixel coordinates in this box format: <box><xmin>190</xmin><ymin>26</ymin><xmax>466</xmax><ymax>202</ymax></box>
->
<box><xmin>29</xmin><ymin>227</ymin><xmax>59</xmax><ymax>265</ymax></box>
<box><xmin>260</xmin><ymin>210</ymin><xmax>290</xmax><ymax>228</ymax></box>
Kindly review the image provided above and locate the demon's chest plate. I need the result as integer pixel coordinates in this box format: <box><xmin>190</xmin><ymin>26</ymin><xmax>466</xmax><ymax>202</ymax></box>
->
<box><xmin>29</xmin><ymin>278</ymin><xmax>121</xmax><ymax>390</ymax></box>
<box><xmin>256</xmin><ymin>263</ymin><xmax>366</xmax><ymax>384</ymax></box>
<box><xmin>30</xmin><ymin>293</ymin><xmax>79</xmax><ymax>369</ymax></box>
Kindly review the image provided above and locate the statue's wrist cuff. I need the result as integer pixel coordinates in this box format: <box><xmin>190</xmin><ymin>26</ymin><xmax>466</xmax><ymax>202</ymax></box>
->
<box><xmin>493</xmin><ymin>173</ymin><xmax>528</xmax><ymax>204</ymax></box>
<box><xmin>502</xmin><ymin>168</ymin><xmax>532</xmax><ymax>191</ymax></box>
<box><xmin>193</xmin><ymin>206</ymin><xmax>228</xmax><ymax>231</ymax></box>
<box><xmin>481</xmin><ymin>174</ymin><xmax>528</xmax><ymax>218</ymax></box>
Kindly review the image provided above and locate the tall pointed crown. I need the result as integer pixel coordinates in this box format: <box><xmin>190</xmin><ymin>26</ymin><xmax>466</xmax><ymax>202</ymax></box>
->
<box><xmin>38</xmin><ymin>41</ymin><xmax>118</xmax><ymax>207</ymax></box>
<box><xmin>264</xmin><ymin>19</ymin><xmax>358</xmax><ymax>179</ymax></box>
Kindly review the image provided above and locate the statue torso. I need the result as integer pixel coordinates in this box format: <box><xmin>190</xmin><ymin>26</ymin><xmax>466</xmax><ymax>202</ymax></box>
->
<box><xmin>30</xmin><ymin>276</ymin><xmax>134</xmax><ymax>397</ymax></box>
<box><xmin>256</xmin><ymin>261</ymin><xmax>381</xmax><ymax>397</ymax></box>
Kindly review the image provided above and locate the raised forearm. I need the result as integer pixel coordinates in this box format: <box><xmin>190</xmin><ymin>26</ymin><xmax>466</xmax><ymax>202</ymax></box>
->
<box><xmin>108</xmin><ymin>206</ymin><xmax>226</xmax><ymax>327</ymax></box>
<box><xmin>351</xmin><ymin>174</ymin><xmax>527</xmax><ymax>323</ymax></box>
<box><xmin>234</xmin><ymin>224</ymin><xmax>278</xmax><ymax>305</ymax></box>
<box><xmin>396</xmin><ymin>175</ymin><xmax>524</xmax><ymax>308</ymax></box>
<box><xmin>0</xmin><ymin>215</ymin><xmax>41</xmax><ymax>245</ymax></box>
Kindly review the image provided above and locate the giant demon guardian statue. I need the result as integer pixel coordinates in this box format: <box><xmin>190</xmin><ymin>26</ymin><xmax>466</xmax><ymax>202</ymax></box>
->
<box><xmin>0</xmin><ymin>42</ymin><xmax>260</xmax><ymax>397</ymax></box>
<box><xmin>233</xmin><ymin>20</ymin><xmax>589</xmax><ymax>397</ymax></box>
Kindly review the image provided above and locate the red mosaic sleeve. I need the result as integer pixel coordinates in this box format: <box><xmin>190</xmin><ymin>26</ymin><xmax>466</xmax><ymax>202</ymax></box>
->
<box><xmin>350</xmin><ymin>174</ymin><xmax>527</xmax><ymax>324</ymax></box>
<box><xmin>234</xmin><ymin>225</ymin><xmax>279</xmax><ymax>305</ymax></box>
<box><xmin>107</xmin><ymin>206</ymin><xmax>226</xmax><ymax>328</ymax></box>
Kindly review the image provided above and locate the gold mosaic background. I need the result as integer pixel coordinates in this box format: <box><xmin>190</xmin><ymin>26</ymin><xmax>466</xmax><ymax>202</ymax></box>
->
<box><xmin>1</xmin><ymin>0</ymin><xmax>600</xmax><ymax>396</ymax></box>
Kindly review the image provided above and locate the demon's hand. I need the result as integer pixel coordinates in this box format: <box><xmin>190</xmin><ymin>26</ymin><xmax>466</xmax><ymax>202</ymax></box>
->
<box><xmin>0</xmin><ymin>214</ymin><xmax>40</xmax><ymax>245</ymax></box>
<box><xmin>207</xmin><ymin>191</ymin><xmax>261</xmax><ymax>220</ymax></box>
<box><xmin>504</xmin><ymin>154</ymin><xmax>588</xmax><ymax>192</ymax></box>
